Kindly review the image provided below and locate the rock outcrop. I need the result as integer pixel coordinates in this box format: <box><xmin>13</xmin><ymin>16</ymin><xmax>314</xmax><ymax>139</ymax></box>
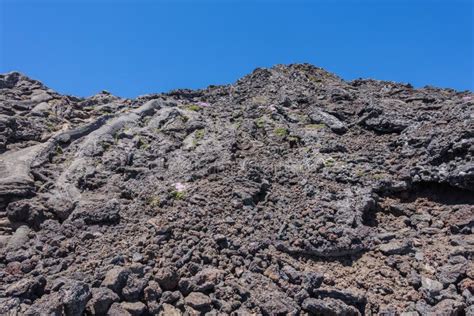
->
<box><xmin>0</xmin><ymin>64</ymin><xmax>472</xmax><ymax>315</ymax></box>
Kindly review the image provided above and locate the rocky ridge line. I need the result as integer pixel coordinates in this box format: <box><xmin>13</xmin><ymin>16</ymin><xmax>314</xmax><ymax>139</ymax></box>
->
<box><xmin>0</xmin><ymin>64</ymin><xmax>473</xmax><ymax>315</ymax></box>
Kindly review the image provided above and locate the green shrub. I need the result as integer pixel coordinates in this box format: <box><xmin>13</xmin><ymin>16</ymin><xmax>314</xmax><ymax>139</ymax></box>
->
<box><xmin>371</xmin><ymin>173</ymin><xmax>387</xmax><ymax>180</ymax></box>
<box><xmin>186</xmin><ymin>104</ymin><xmax>201</xmax><ymax>111</ymax></box>
<box><xmin>195</xmin><ymin>129</ymin><xmax>205</xmax><ymax>140</ymax></box>
<box><xmin>191</xmin><ymin>129</ymin><xmax>205</xmax><ymax>147</ymax></box>
<box><xmin>309</xmin><ymin>76</ymin><xmax>322</xmax><ymax>83</ymax></box>
<box><xmin>355</xmin><ymin>169</ymin><xmax>365</xmax><ymax>177</ymax></box>
<box><xmin>323</xmin><ymin>157</ymin><xmax>335</xmax><ymax>167</ymax></box>
<box><xmin>255</xmin><ymin>118</ymin><xmax>265</xmax><ymax>128</ymax></box>
<box><xmin>45</xmin><ymin>121</ymin><xmax>56</xmax><ymax>132</ymax></box>
<box><xmin>274</xmin><ymin>127</ymin><xmax>288</xmax><ymax>137</ymax></box>
<box><xmin>147</xmin><ymin>196</ymin><xmax>161</xmax><ymax>208</ymax></box>
<box><xmin>142</xmin><ymin>116</ymin><xmax>152</xmax><ymax>125</ymax></box>
<box><xmin>101</xmin><ymin>142</ymin><xmax>111</xmax><ymax>150</ymax></box>
<box><xmin>170</xmin><ymin>191</ymin><xmax>185</xmax><ymax>200</ymax></box>
<box><xmin>137</xmin><ymin>137</ymin><xmax>149</xmax><ymax>150</ymax></box>
<box><xmin>55</xmin><ymin>145</ymin><xmax>63</xmax><ymax>155</ymax></box>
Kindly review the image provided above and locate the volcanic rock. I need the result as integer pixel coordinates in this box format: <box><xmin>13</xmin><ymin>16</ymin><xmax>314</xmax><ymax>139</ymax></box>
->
<box><xmin>0</xmin><ymin>65</ymin><xmax>472</xmax><ymax>314</ymax></box>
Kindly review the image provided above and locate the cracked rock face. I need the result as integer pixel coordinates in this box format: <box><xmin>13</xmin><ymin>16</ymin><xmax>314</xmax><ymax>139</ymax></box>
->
<box><xmin>0</xmin><ymin>64</ymin><xmax>472</xmax><ymax>315</ymax></box>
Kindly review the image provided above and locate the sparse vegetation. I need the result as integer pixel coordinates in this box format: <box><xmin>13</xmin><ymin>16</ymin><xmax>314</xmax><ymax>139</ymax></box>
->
<box><xmin>355</xmin><ymin>169</ymin><xmax>365</xmax><ymax>177</ymax></box>
<box><xmin>142</xmin><ymin>116</ymin><xmax>152</xmax><ymax>126</ymax></box>
<box><xmin>255</xmin><ymin>117</ymin><xmax>265</xmax><ymax>128</ymax></box>
<box><xmin>234</xmin><ymin>120</ymin><xmax>242</xmax><ymax>129</ymax></box>
<box><xmin>323</xmin><ymin>157</ymin><xmax>335</xmax><ymax>167</ymax></box>
<box><xmin>309</xmin><ymin>76</ymin><xmax>322</xmax><ymax>83</ymax></box>
<box><xmin>274</xmin><ymin>127</ymin><xmax>288</xmax><ymax>137</ymax></box>
<box><xmin>55</xmin><ymin>145</ymin><xmax>63</xmax><ymax>155</ymax></box>
<box><xmin>371</xmin><ymin>173</ymin><xmax>388</xmax><ymax>180</ymax></box>
<box><xmin>288</xmin><ymin>135</ymin><xmax>300</xmax><ymax>148</ymax></box>
<box><xmin>147</xmin><ymin>196</ymin><xmax>161</xmax><ymax>208</ymax></box>
<box><xmin>195</xmin><ymin>129</ymin><xmax>205</xmax><ymax>140</ymax></box>
<box><xmin>186</xmin><ymin>104</ymin><xmax>201</xmax><ymax>111</ymax></box>
<box><xmin>170</xmin><ymin>190</ymin><xmax>185</xmax><ymax>200</ymax></box>
<box><xmin>45</xmin><ymin>121</ymin><xmax>56</xmax><ymax>132</ymax></box>
<box><xmin>4</xmin><ymin>64</ymin><xmax>466</xmax><ymax>314</ymax></box>
<box><xmin>101</xmin><ymin>142</ymin><xmax>111</xmax><ymax>151</ymax></box>
<box><xmin>192</xmin><ymin>129</ymin><xmax>205</xmax><ymax>147</ymax></box>
<box><xmin>137</xmin><ymin>137</ymin><xmax>150</xmax><ymax>150</ymax></box>
<box><xmin>305</xmin><ymin>123</ymin><xmax>325</xmax><ymax>130</ymax></box>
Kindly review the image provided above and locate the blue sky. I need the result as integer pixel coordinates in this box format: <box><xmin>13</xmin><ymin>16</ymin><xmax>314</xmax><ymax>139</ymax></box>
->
<box><xmin>1</xmin><ymin>0</ymin><xmax>472</xmax><ymax>98</ymax></box>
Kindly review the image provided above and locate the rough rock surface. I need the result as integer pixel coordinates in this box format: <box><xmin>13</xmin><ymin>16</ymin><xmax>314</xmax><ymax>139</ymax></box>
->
<box><xmin>0</xmin><ymin>64</ymin><xmax>472</xmax><ymax>315</ymax></box>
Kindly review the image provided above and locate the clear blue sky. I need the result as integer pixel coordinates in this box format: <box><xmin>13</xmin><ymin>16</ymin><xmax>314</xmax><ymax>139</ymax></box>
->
<box><xmin>1</xmin><ymin>0</ymin><xmax>472</xmax><ymax>98</ymax></box>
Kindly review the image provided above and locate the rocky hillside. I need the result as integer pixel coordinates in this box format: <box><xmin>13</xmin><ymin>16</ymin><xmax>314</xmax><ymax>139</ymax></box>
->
<box><xmin>0</xmin><ymin>64</ymin><xmax>472</xmax><ymax>315</ymax></box>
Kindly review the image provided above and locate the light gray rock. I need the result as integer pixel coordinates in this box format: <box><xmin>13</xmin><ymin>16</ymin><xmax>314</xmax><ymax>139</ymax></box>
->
<box><xmin>379</xmin><ymin>240</ymin><xmax>412</xmax><ymax>255</ymax></box>
<box><xmin>184</xmin><ymin>292</ymin><xmax>212</xmax><ymax>312</ymax></box>
<box><xmin>309</xmin><ymin>109</ymin><xmax>347</xmax><ymax>134</ymax></box>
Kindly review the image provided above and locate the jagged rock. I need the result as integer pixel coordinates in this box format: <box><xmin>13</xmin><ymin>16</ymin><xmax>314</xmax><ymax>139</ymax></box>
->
<box><xmin>86</xmin><ymin>287</ymin><xmax>119</xmax><ymax>315</ymax></box>
<box><xmin>260</xmin><ymin>296</ymin><xmax>299</xmax><ymax>315</ymax></box>
<box><xmin>155</xmin><ymin>266</ymin><xmax>179</xmax><ymax>291</ymax></box>
<box><xmin>302</xmin><ymin>297</ymin><xmax>360</xmax><ymax>315</ymax></box>
<box><xmin>184</xmin><ymin>292</ymin><xmax>212</xmax><ymax>312</ymax></box>
<box><xmin>160</xmin><ymin>291</ymin><xmax>182</xmax><ymax>304</ymax></box>
<box><xmin>60</xmin><ymin>280</ymin><xmax>91</xmax><ymax>316</ymax></box>
<box><xmin>363</xmin><ymin>116</ymin><xmax>409</xmax><ymax>134</ymax></box>
<box><xmin>432</xmin><ymin>299</ymin><xmax>465</xmax><ymax>315</ymax></box>
<box><xmin>159</xmin><ymin>303</ymin><xmax>182</xmax><ymax>316</ymax></box>
<box><xmin>22</xmin><ymin>279</ymin><xmax>90</xmax><ymax>316</ymax></box>
<box><xmin>102</xmin><ymin>267</ymin><xmax>131</xmax><ymax>296</ymax></box>
<box><xmin>302</xmin><ymin>272</ymin><xmax>324</xmax><ymax>293</ymax></box>
<box><xmin>6</xmin><ymin>199</ymin><xmax>45</xmax><ymax>228</ymax></box>
<box><xmin>309</xmin><ymin>109</ymin><xmax>347</xmax><ymax>134</ymax></box>
<box><xmin>438</xmin><ymin>263</ymin><xmax>467</xmax><ymax>286</ymax></box>
<box><xmin>0</xmin><ymin>297</ymin><xmax>21</xmax><ymax>315</ymax></box>
<box><xmin>466</xmin><ymin>305</ymin><xmax>474</xmax><ymax>316</ymax></box>
<box><xmin>24</xmin><ymin>292</ymin><xmax>64</xmax><ymax>316</ymax></box>
<box><xmin>120</xmin><ymin>301</ymin><xmax>147</xmax><ymax>316</ymax></box>
<box><xmin>143</xmin><ymin>280</ymin><xmax>162</xmax><ymax>314</ymax></box>
<box><xmin>70</xmin><ymin>199</ymin><xmax>121</xmax><ymax>225</ymax></box>
<box><xmin>0</xmin><ymin>65</ymin><xmax>472</xmax><ymax>315</ymax></box>
<box><xmin>379</xmin><ymin>240</ymin><xmax>413</xmax><ymax>255</ymax></box>
<box><xmin>4</xmin><ymin>225</ymin><xmax>30</xmax><ymax>252</ymax></box>
<box><xmin>312</xmin><ymin>288</ymin><xmax>366</xmax><ymax>309</ymax></box>
<box><xmin>5</xmin><ymin>276</ymin><xmax>46</xmax><ymax>299</ymax></box>
<box><xmin>420</xmin><ymin>277</ymin><xmax>444</xmax><ymax>303</ymax></box>
<box><xmin>122</xmin><ymin>274</ymin><xmax>147</xmax><ymax>301</ymax></box>
<box><xmin>107</xmin><ymin>302</ymin><xmax>132</xmax><ymax>316</ymax></box>
<box><xmin>178</xmin><ymin>267</ymin><xmax>223</xmax><ymax>294</ymax></box>
<box><xmin>144</xmin><ymin>280</ymin><xmax>163</xmax><ymax>302</ymax></box>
